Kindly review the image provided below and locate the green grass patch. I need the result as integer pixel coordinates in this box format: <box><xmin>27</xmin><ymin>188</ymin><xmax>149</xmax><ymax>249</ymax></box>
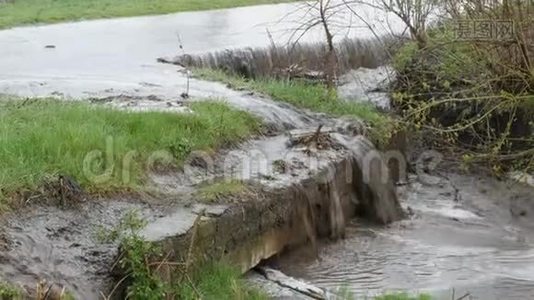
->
<box><xmin>196</xmin><ymin>180</ymin><xmax>251</xmax><ymax>203</ymax></box>
<box><xmin>392</xmin><ymin>41</ymin><xmax>419</xmax><ymax>72</ymax></box>
<box><xmin>0</xmin><ymin>282</ymin><xmax>22</xmax><ymax>300</ymax></box>
<box><xmin>194</xmin><ymin>68</ymin><xmax>394</xmax><ymax>144</ymax></box>
<box><xmin>176</xmin><ymin>261</ymin><xmax>267</xmax><ymax>300</ymax></box>
<box><xmin>375</xmin><ymin>292</ymin><xmax>432</xmax><ymax>300</ymax></box>
<box><xmin>101</xmin><ymin>210</ymin><xmax>265</xmax><ymax>300</ymax></box>
<box><xmin>0</xmin><ymin>99</ymin><xmax>260</xmax><ymax>204</ymax></box>
<box><xmin>0</xmin><ymin>0</ymin><xmax>296</xmax><ymax>29</ymax></box>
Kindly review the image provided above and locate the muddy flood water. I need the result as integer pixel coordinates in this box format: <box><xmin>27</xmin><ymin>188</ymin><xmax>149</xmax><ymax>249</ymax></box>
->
<box><xmin>271</xmin><ymin>172</ymin><xmax>534</xmax><ymax>299</ymax></box>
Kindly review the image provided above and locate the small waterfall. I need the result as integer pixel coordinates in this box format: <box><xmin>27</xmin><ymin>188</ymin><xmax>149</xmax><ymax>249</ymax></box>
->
<box><xmin>290</xmin><ymin>135</ymin><xmax>404</xmax><ymax>246</ymax></box>
<box><xmin>294</xmin><ymin>183</ymin><xmax>318</xmax><ymax>255</ymax></box>
<box><xmin>337</xmin><ymin>133</ymin><xmax>405</xmax><ymax>224</ymax></box>
<box><xmin>160</xmin><ymin>37</ymin><xmax>400</xmax><ymax>79</ymax></box>
<box><xmin>327</xmin><ymin>182</ymin><xmax>346</xmax><ymax>240</ymax></box>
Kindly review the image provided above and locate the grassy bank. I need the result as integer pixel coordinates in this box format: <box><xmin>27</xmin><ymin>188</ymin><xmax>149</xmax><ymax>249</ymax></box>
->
<box><xmin>0</xmin><ymin>0</ymin><xmax>295</xmax><ymax>29</ymax></box>
<box><xmin>376</xmin><ymin>293</ymin><xmax>431</xmax><ymax>300</ymax></box>
<box><xmin>196</xmin><ymin>180</ymin><xmax>252</xmax><ymax>203</ymax></box>
<box><xmin>0</xmin><ymin>99</ymin><xmax>259</xmax><ymax>205</ymax></box>
<box><xmin>108</xmin><ymin>210</ymin><xmax>431</xmax><ymax>300</ymax></box>
<box><xmin>101</xmin><ymin>210</ymin><xmax>266</xmax><ymax>300</ymax></box>
<box><xmin>0</xmin><ymin>282</ymin><xmax>22</xmax><ymax>299</ymax></box>
<box><xmin>176</xmin><ymin>262</ymin><xmax>266</xmax><ymax>300</ymax></box>
<box><xmin>194</xmin><ymin>68</ymin><xmax>393</xmax><ymax>144</ymax></box>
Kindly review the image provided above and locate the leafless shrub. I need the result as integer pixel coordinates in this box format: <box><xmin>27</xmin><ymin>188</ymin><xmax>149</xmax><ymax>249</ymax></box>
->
<box><xmin>286</xmin><ymin>0</ymin><xmax>350</xmax><ymax>88</ymax></box>
<box><xmin>344</xmin><ymin>0</ymin><xmax>440</xmax><ymax>48</ymax></box>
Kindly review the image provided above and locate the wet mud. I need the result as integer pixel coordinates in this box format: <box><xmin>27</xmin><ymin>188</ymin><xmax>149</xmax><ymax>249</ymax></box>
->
<box><xmin>0</xmin><ymin>199</ymin><xmax>167</xmax><ymax>298</ymax></box>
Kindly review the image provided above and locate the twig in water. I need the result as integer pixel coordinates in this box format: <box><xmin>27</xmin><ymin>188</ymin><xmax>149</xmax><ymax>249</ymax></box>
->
<box><xmin>456</xmin><ymin>292</ymin><xmax>471</xmax><ymax>300</ymax></box>
<box><xmin>176</xmin><ymin>32</ymin><xmax>190</xmax><ymax>98</ymax></box>
<box><xmin>105</xmin><ymin>273</ymin><xmax>131</xmax><ymax>300</ymax></box>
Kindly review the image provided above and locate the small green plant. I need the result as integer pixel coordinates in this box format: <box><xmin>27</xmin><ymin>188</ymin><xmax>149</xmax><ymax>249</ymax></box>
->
<box><xmin>375</xmin><ymin>292</ymin><xmax>432</xmax><ymax>300</ymax></box>
<box><xmin>0</xmin><ymin>99</ymin><xmax>260</xmax><ymax>206</ymax></box>
<box><xmin>332</xmin><ymin>285</ymin><xmax>355</xmax><ymax>300</ymax></box>
<box><xmin>0</xmin><ymin>282</ymin><xmax>22</xmax><ymax>300</ymax></box>
<box><xmin>60</xmin><ymin>291</ymin><xmax>76</xmax><ymax>300</ymax></box>
<box><xmin>100</xmin><ymin>209</ymin><xmax>266</xmax><ymax>299</ymax></box>
<box><xmin>168</xmin><ymin>138</ymin><xmax>192</xmax><ymax>160</ymax></box>
<box><xmin>121</xmin><ymin>235</ymin><xmax>167</xmax><ymax>300</ymax></box>
<box><xmin>95</xmin><ymin>209</ymin><xmax>148</xmax><ymax>243</ymax></box>
<box><xmin>392</xmin><ymin>41</ymin><xmax>418</xmax><ymax>72</ymax></box>
<box><xmin>174</xmin><ymin>261</ymin><xmax>267</xmax><ymax>300</ymax></box>
<box><xmin>196</xmin><ymin>180</ymin><xmax>250</xmax><ymax>203</ymax></box>
<box><xmin>98</xmin><ymin>210</ymin><xmax>168</xmax><ymax>300</ymax></box>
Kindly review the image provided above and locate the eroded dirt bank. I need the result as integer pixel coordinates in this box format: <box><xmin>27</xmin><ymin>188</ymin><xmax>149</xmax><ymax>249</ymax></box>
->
<box><xmin>0</xmin><ymin>119</ymin><xmax>404</xmax><ymax>299</ymax></box>
<box><xmin>0</xmin><ymin>199</ymin><xmax>167</xmax><ymax>298</ymax></box>
<box><xmin>111</xmin><ymin>129</ymin><xmax>405</xmax><ymax>298</ymax></box>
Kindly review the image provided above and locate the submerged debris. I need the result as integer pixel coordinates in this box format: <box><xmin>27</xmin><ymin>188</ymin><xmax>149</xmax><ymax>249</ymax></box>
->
<box><xmin>272</xmin><ymin>159</ymin><xmax>288</xmax><ymax>173</ymax></box>
<box><xmin>287</xmin><ymin>125</ymin><xmax>342</xmax><ymax>151</ymax></box>
<box><xmin>255</xmin><ymin>267</ymin><xmax>330</xmax><ymax>300</ymax></box>
<box><xmin>35</xmin><ymin>280</ymin><xmax>69</xmax><ymax>300</ymax></box>
<box><xmin>41</xmin><ymin>174</ymin><xmax>85</xmax><ymax>207</ymax></box>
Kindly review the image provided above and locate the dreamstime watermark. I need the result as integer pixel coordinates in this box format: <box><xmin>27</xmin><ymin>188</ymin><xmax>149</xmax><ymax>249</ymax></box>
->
<box><xmin>81</xmin><ymin>136</ymin><xmax>444</xmax><ymax>188</ymax></box>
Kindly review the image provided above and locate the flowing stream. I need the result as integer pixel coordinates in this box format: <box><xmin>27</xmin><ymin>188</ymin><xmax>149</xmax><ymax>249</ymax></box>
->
<box><xmin>270</xmin><ymin>173</ymin><xmax>534</xmax><ymax>299</ymax></box>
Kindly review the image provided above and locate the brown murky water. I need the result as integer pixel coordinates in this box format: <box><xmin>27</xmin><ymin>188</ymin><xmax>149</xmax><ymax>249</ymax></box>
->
<box><xmin>273</xmin><ymin>173</ymin><xmax>534</xmax><ymax>299</ymax></box>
